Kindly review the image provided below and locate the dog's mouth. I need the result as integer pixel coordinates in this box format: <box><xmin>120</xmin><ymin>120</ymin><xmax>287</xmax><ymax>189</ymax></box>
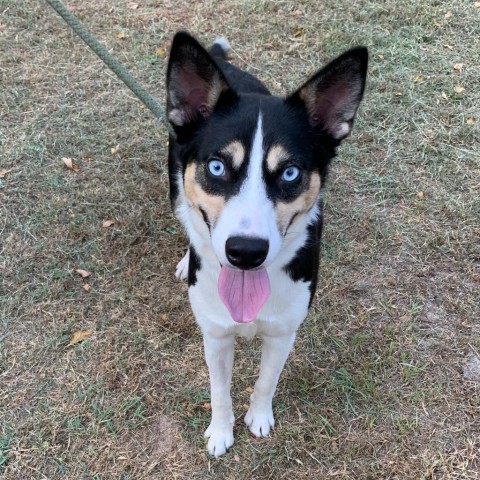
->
<box><xmin>218</xmin><ymin>266</ymin><xmax>270</xmax><ymax>323</ymax></box>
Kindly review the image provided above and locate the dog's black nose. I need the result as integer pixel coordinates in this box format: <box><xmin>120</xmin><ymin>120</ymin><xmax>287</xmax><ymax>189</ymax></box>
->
<box><xmin>225</xmin><ymin>236</ymin><xmax>269</xmax><ymax>270</ymax></box>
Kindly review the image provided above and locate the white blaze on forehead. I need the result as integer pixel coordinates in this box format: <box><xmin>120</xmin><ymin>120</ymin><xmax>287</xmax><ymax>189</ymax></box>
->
<box><xmin>246</xmin><ymin>114</ymin><xmax>265</xmax><ymax>186</ymax></box>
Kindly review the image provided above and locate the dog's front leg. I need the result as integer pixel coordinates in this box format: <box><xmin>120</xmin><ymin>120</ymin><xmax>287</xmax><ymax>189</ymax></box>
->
<box><xmin>245</xmin><ymin>332</ymin><xmax>296</xmax><ymax>437</ymax></box>
<box><xmin>203</xmin><ymin>332</ymin><xmax>235</xmax><ymax>457</ymax></box>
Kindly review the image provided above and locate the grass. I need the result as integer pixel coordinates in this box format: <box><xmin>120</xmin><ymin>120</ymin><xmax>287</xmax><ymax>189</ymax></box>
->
<box><xmin>1</xmin><ymin>0</ymin><xmax>479</xmax><ymax>478</ymax></box>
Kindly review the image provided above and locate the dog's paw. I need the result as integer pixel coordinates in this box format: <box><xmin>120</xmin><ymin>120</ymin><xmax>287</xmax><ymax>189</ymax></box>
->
<box><xmin>175</xmin><ymin>250</ymin><xmax>189</xmax><ymax>280</ymax></box>
<box><xmin>204</xmin><ymin>421</ymin><xmax>234</xmax><ymax>457</ymax></box>
<box><xmin>245</xmin><ymin>405</ymin><xmax>275</xmax><ymax>437</ymax></box>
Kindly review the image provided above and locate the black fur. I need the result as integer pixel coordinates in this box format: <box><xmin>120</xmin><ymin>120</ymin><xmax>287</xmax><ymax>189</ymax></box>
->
<box><xmin>188</xmin><ymin>244</ymin><xmax>201</xmax><ymax>286</ymax></box>
<box><xmin>284</xmin><ymin>207</ymin><xmax>323</xmax><ymax>305</ymax></box>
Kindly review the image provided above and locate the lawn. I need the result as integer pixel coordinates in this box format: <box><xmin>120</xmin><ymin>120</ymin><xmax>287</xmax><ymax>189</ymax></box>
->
<box><xmin>1</xmin><ymin>0</ymin><xmax>479</xmax><ymax>478</ymax></box>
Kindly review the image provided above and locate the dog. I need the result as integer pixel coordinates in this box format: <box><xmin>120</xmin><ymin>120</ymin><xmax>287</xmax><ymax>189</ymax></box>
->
<box><xmin>166</xmin><ymin>31</ymin><xmax>368</xmax><ymax>457</ymax></box>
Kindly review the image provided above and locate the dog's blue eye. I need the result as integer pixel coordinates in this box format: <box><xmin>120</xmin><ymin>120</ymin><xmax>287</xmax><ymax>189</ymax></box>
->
<box><xmin>208</xmin><ymin>159</ymin><xmax>225</xmax><ymax>177</ymax></box>
<box><xmin>281</xmin><ymin>166</ymin><xmax>300</xmax><ymax>182</ymax></box>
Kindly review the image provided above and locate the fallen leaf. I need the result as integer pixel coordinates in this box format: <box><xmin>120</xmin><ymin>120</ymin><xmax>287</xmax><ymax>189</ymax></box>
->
<box><xmin>454</xmin><ymin>86</ymin><xmax>465</xmax><ymax>93</ymax></box>
<box><xmin>467</xmin><ymin>117</ymin><xmax>475</xmax><ymax>125</ymax></box>
<box><xmin>444</xmin><ymin>10</ymin><xmax>453</xmax><ymax>19</ymax></box>
<box><xmin>156</xmin><ymin>47</ymin><xmax>166</xmax><ymax>57</ymax></box>
<box><xmin>0</xmin><ymin>168</ymin><xmax>13</xmax><ymax>178</ymax></box>
<box><xmin>414</xmin><ymin>75</ymin><xmax>425</xmax><ymax>83</ymax></box>
<box><xmin>102</xmin><ymin>220</ymin><xmax>114</xmax><ymax>228</ymax></box>
<box><xmin>68</xmin><ymin>330</ymin><xmax>92</xmax><ymax>346</ymax></box>
<box><xmin>245</xmin><ymin>386</ymin><xmax>254</xmax><ymax>393</ymax></box>
<box><xmin>75</xmin><ymin>269</ymin><xmax>92</xmax><ymax>278</ymax></box>
<box><xmin>293</xmin><ymin>28</ymin><xmax>304</xmax><ymax>37</ymax></box>
<box><xmin>62</xmin><ymin>157</ymin><xmax>80</xmax><ymax>172</ymax></box>
<box><xmin>202</xmin><ymin>403</ymin><xmax>211</xmax><ymax>411</ymax></box>
<box><xmin>127</xmin><ymin>2</ymin><xmax>139</xmax><ymax>8</ymax></box>
<box><xmin>83</xmin><ymin>283</ymin><xmax>92</xmax><ymax>292</ymax></box>
<box><xmin>111</xmin><ymin>144</ymin><xmax>121</xmax><ymax>154</ymax></box>
<box><xmin>417</xmin><ymin>191</ymin><xmax>425</xmax><ymax>200</ymax></box>
<box><xmin>433</xmin><ymin>19</ymin><xmax>442</xmax><ymax>27</ymax></box>
<box><xmin>116</xmin><ymin>32</ymin><xmax>127</xmax><ymax>39</ymax></box>
<box><xmin>453</xmin><ymin>63</ymin><xmax>464</xmax><ymax>71</ymax></box>
<box><xmin>234</xmin><ymin>455</ymin><xmax>240</xmax><ymax>462</ymax></box>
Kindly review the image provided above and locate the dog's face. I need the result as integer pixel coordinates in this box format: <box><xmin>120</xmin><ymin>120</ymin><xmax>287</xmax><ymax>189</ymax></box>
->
<box><xmin>167</xmin><ymin>33</ymin><xmax>367</xmax><ymax>272</ymax></box>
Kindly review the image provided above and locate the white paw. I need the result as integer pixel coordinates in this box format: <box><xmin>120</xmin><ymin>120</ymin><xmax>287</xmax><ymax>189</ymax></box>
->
<box><xmin>204</xmin><ymin>421</ymin><xmax>234</xmax><ymax>457</ymax></box>
<box><xmin>245</xmin><ymin>405</ymin><xmax>275</xmax><ymax>437</ymax></box>
<box><xmin>175</xmin><ymin>250</ymin><xmax>189</xmax><ymax>280</ymax></box>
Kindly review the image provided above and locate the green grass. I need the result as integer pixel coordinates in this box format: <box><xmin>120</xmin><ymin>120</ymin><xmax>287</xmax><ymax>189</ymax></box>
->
<box><xmin>1</xmin><ymin>0</ymin><xmax>479</xmax><ymax>478</ymax></box>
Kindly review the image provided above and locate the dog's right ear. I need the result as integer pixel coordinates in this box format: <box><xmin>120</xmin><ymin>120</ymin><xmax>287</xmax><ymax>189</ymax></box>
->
<box><xmin>167</xmin><ymin>32</ymin><xmax>233</xmax><ymax>129</ymax></box>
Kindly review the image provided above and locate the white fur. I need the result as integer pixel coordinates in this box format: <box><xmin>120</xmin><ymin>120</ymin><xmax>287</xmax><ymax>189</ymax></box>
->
<box><xmin>177</xmin><ymin>111</ymin><xmax>320</xmax><ymax>457</ymax></box>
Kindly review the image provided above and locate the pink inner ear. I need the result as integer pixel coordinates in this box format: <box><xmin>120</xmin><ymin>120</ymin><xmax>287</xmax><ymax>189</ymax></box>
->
<box><xmin>313</xmin><ymin>83</ymin><xmax>350</xmax><ymax>128</ymax></box>
<box><xmin>177</xmin><ymin>70</ymin><xmax>211</xmax><ymax>112</ymax></box>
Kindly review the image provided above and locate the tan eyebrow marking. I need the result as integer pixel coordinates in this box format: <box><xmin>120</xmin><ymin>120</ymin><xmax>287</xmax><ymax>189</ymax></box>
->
<box><xmin>221</xmin><ymin>141</ymin><xmax>245</xmax><ymax>169</ymax></box>
<box><xmin>266</xmin><ymin>145</ymin><xmax>290</xmax><ymax>172</ymax></box>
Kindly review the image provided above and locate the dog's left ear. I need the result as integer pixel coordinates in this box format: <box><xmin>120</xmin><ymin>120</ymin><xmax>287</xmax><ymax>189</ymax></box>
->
<box><xmin>287</xmin><ymin>47</ymin><xmax>368</xmax><ymax>142</ymax></box>
<box><xmin>167</xmin><ymin>31</ymin><xmax>233</xmax><ymax>129</ymax></box>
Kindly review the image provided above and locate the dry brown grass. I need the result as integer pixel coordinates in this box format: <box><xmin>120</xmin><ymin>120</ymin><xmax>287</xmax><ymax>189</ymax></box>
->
<box><xmin>1</xmin><ymin>0</ymin><xmax>479</xmax><ymax>478</ymax></box>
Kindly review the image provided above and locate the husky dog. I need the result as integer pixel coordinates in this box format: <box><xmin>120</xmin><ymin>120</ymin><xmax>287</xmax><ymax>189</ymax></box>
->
<box><xmin>166</xmin><ymin>32</ymin><xmax>368</xmax><ymax>457</ymax></box>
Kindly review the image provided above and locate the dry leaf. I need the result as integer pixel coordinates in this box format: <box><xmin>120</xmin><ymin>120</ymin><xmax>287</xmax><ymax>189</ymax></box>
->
<box><xmin>0</xmin><ymin>168</ymin><xmax>13</xmax><ymax>178</ymax></box>
<box><xmin>234</xmin><ymin>455</ymin><xmax>240</xmax><ymax>462</ymax></box>
<box><xmin>417</xmin><ymin>191</ymin><xmax>425</xmax><ymax>200</ymax></box>
<box><xmin>293</xmin><ymin>28</ymin><xmax>304</xmax><ymax>37</ymax></box>
<box><xmin>245</xmin><ymin>386</ymin><xmax>254</xmax><ymax>393</ymax></box>
<box><xmin>127</xmin><ymin>2</ymin><xmax>139</xmax><ymax>8</ymax></box>
<box><xmin>467</xmin><ymin>117</ymin><xmax>475</xmax><ymax>125</ymax></box>
<box><xmin>116</xmin><ymin>32</ymin><xmax>127</xmax><ymax>39</ymax></box>
<box><xmin>68</xmin><ymin>330</ymin><xmax>92</xmax><ymax>346</ymax></box>
<box><xmin>444</xmin><ymin>10</ymin><xmax>453</xmax><ymax>19</ymax></box>
<box><xmin>75</xmin><ymin>269</ymin><xmax>92</xmax><ymax>278</ymax></box>
<box><xmin>433</xmin><ymin>19</ymin><xmax>442</xmax><ymax>27</ymax></box>
<box><xmin>83</xmin><ymin>283</ymin><xmax>92</xmax><ymax>292</ymax></box>
<box><xmin>453</xmin><ymin>63</ymin><xmax>464</xmax><ymax>71</ymax></box>
<box><xmin>202</xmin><ymin>403</ymin><xmax>211</xmax><ymax>411</ymax></box>
<box><xmin>111</xmin><ymin>144</ymin><xmax>121</xmax><ymax>154</ymax></box>
<box><xmin>102</xmin><ymin>220</ymin><xmax>114</xmax><ymax>228</ymax></box>
<box><xmin>414</xmin><ymin>75</ymin><xmax>425</xmax><ymax>83</ymax></box>
<box><xmin>454</xmin><ymin>86</ymin><xmax>465</xmax><ymax>93</ymax></box>
<box><xmin>156</xmin><ymin>47</ymin><xmax>166</xmax><ymax>57</ymax></box>
<box><xmin>62</xmin><ymin>157</ymin><xmax>80</xmax><ymax>172</ymax></box>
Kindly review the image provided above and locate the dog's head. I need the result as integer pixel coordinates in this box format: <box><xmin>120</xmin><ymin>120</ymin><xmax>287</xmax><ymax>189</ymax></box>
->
<box><xmin>167</xmin><ymin>32</ymin><xmax>368</xmax><ymax>272</ymax></box>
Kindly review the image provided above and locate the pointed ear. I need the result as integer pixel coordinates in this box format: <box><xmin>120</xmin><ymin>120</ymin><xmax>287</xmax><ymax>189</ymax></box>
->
<box><xmin>287</xmin><ymin>47</ymin><xmax>368</xmax><ymax>141</ymax></box>
<box><xmin>166</xmin><ymin>32</ymin><xmax>233</xmax><ymax>128</ymax></box>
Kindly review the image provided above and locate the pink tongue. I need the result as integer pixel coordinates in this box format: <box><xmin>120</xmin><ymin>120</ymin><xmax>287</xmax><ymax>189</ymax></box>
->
<box><xmin>218</xmin><ymin>266</ymin><xmax>271</xmax><ymax>323</ymax></box>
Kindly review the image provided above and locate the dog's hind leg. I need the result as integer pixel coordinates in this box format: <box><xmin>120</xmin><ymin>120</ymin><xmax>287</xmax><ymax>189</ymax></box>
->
<box><xmin>175</xmin><ymin>249</ymin><xmax>189</xmax><ymax>280</ymax></box>
<box><xmin>203</xmin><ymin>333</ymin><xmax>235</xmax><ymax>457</ymax></box>
<box><xmin>245</xmin><ymin>332</ymin><xmax>296</xmax><ymax>437</ymax></box>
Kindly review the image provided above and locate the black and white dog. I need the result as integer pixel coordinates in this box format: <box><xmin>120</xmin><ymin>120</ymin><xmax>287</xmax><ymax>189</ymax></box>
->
<box><xmin>166</xmin><ymin>32</ymin><xmax>368</xmax><ymax>457</ymax></box>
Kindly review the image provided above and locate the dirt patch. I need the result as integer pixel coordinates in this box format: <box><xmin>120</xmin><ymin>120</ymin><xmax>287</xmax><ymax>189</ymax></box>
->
<box><xmin>106</xmin><ymin>414</ymin><xmax>205</xmax><ymax>479</ymax></box>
